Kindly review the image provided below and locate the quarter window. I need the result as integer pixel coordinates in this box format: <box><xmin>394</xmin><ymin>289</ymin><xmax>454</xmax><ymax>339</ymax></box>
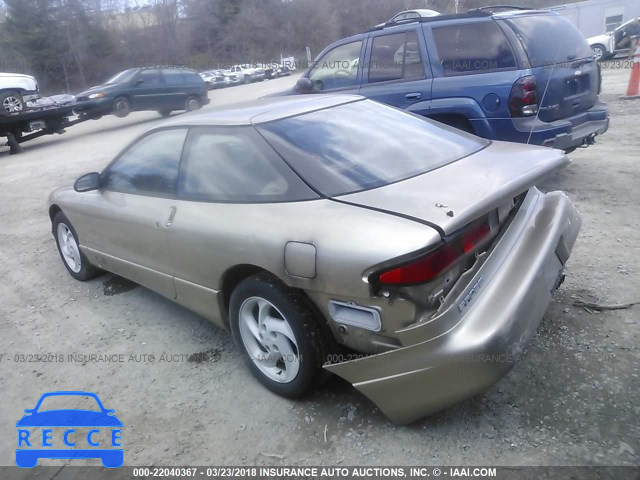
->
<box><xmin>368</xmin><ymin>31</ymin><xmax>425</xmax><ymax>83</ymax></box>
<box><xmin>102</xmin><ymin>129</ymin><xmax>187</xmax><ymax>197</ymax></box>
<box><xmin>178</xmin><ymin>127</ymin><xmax>317</xmax><ymax>203</ymax></box>
<box><xmin>433</xmin><ymin>22</ymin><xmax>516</xmax><ymax>76</ymax></box>
<box><xmin>308</xmin><ymin>41</ymin><xmax>363</xmax><ymax>91</ymax></box>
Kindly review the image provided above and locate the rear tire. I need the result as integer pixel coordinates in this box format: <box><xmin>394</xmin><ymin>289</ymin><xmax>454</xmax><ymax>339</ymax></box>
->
<box><xmin>229</xmin><ymin>273</ymin><xmax>331</xmax><ymax>398</ymax></box>
<box><xmin>185</xmin><ymin>96</ymin><xmax>201</xmax><ymax>112</ymax></box>
<box><xmin>591</xmin><ymin>44</ymin><xmax>607</xmax><ymax>61</ymax></box>
<box><xmin>53</xmin><ymin>211</ymin><xmax>101</xmax><ymax>281</ymax></box>
<box><xmin>113</xmin><ymin>96</ymin><xmax>130</xmax><ymax>118</ymax></box>
<box><xmin>0</xmin><ymin>90</ymin><xmax>24</xmax><ymax>114</ymax></box>
<box><xmin>158</xmin><ymin>109</ymin><xmax>172</xmax><ymax>117</ymax></box>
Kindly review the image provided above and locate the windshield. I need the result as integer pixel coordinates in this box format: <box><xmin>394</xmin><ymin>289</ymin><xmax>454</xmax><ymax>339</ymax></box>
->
<box><xmin>105</xmin><ymin>68</ymin><xmax>138</xmax><ymax>84</ymax></box>
<box><xmin>37</xmin><ymin>394</ymin><xmax>102</xmax><ymax>412</ymax></box>
<box><xmin>504</xmin><ymin>15</ymin><xmax>593</xmax><ymax>67</ymax></box>
<box><xmin>258</xmin><ymin>100</ymin><xmax>487</xmax><ymax>197</ymax></box>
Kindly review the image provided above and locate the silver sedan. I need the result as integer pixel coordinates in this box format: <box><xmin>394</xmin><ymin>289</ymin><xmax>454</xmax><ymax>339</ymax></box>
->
<box><xmin>49</xmin><ymin>95</ymin><xmax>581</xmax><ymax>424</ymax></box>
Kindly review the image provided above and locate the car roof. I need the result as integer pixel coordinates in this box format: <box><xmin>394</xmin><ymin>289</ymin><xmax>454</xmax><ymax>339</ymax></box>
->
<box><xmin>156</xmin><ymin>95</ymin><xmax>364</xmax><ymax>128</ymax></box>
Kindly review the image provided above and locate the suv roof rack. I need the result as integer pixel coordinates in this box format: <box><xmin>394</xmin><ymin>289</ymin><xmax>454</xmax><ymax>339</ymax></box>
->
<box><xmin>468</xmin><ymin>5</ymin><xmax>532</xmax><ymax>12</ymax></box>
<box><xmin>367</xmin><ymin>11</ymin><xmax>491</xmax><ymax>33</ymax></box>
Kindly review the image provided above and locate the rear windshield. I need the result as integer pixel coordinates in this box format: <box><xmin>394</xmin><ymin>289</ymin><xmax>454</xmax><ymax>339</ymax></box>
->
<box><xmin>504</xmin><ymin>15</ymin><xmax>593</xmax><ymax>67</ymax></box>
<box><xmin>258</xmin><ymin>100</ymin><xmax>487</xmax><ymax>197</ymax></box>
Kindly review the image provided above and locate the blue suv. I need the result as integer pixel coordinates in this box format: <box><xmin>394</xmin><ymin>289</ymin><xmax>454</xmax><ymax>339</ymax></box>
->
<box><xmin>293</xmin><ymin>8</ymin><xmax>609</xmax><ymax>152</ymax></box>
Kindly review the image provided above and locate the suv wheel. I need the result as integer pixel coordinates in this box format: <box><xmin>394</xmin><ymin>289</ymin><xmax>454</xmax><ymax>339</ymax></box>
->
<box><xmin>113</xmin><ymin>97</ymin><xmax>131</xmax><ymax>118</ymax></box>
<box><xmin>591</xmin><ymin>44</ymin><xmax>607</xmax><ymax>61</ymax></box>
<box><xmin>229</xmin><ymin>273</ymin><xmax>331</xmax><ymax>398</ymax></box>
<box><xmin>1</xmin><ymin>91</ymin><xmax>24</xmax><ymax>114</ymax></box>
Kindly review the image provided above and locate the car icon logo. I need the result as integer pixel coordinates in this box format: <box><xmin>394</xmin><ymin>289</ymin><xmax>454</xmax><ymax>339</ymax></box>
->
<box><xmin>15</xmin><ymin>391</ymin><xmax>123</xmax><ymax>468</ymax></box>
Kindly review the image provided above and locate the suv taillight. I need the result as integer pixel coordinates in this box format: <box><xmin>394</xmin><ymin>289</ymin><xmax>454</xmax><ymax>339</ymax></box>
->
<box><xmin>373</xmin><ymin>220</ymin><xmax>491</xmax><ymax>287</ymax></box>
<box><xmin>509</xmin><ymin>75</ymin><xmax>538</xmax><ymax>117</ymax></box>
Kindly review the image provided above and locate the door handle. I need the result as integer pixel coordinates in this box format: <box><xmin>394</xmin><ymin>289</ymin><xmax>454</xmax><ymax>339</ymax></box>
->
<box><xmin>165</xmin><ymin>206</ymin><xmax>177</xmax><ymax>227</ymax></box>
<box><xmin>405</xmin><ymin>92</ymin><xmax>422</xmax><ymax>101</ymax></box>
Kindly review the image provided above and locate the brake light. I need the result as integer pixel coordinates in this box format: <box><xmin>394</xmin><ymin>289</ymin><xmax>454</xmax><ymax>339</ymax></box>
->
<box><xmin>509</xmin><ymin>75</ymin><xmax>538</xmax><ymax>117</ymax></box>
<box><xmin>376</xmin><ymin>220</ymin><xmax>491</xmax><ymax>286</ymax></box>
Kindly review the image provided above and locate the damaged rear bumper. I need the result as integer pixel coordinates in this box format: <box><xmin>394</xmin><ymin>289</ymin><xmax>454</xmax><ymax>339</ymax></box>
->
<box><xmin>324</xmin><ymin>188</ymin><xmax>581</xmax><ymax>424</ymax></box>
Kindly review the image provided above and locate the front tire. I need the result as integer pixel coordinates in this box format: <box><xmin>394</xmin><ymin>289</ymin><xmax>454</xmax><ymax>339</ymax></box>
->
<box><xmin>230</xmin><ymin>273</ymin><xmax>331</xmax><ymax>398</ymax></box>
<box><xmin>53</xmin><ymin>211</ymin><xmax>101</xmax><ymax>281</ymax></box>
<box><xmin>113</xmin><ymin>96</ymin><xmax>130</xmax><ymax>118</ymax></box>
<box><xmin>158</xmin><ymin>109</ymin><xmax>172</xmax><ymax>117</ymax></box>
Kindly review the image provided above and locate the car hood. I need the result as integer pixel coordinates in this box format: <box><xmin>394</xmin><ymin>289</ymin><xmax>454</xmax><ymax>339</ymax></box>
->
<box><xmin>0</xmin><ymin>72</ymin><xmax>36</xmax><ymax>81</ymax></box>
<box><xmin>336</xmin><ymin>141</ymin><xmax>569</xmax><ymax>236</ymax></box>
<box><xmin>77</xmin><ymin>83</ymin><xmax>123</xmax><ymax>96</ymax></box>
<box><xmin>588</xmin><ymin>33</ymin><xmax>611</xmax><ymax>44</ymax></box>
<box><xmin>16</xmin><ymin>410</ymin><xmax>123</xmax><ymax>427</ymax></box>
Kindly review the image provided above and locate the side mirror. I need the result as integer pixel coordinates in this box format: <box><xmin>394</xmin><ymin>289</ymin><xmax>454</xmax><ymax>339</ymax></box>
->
<box><xmin>74</xmin><ymin>172</ymin><xmax>101</xmax><ymax>192</ymax></box>
<box><xmin>135</xmin><ymin>78</ymin><xmax>144</xmax><ymax>85</ymax></box>
<box><xmin>296</xmin><ymin>77</ymin><xmax>313</xmax><ymax>93</ymax></box>
<box><xmin>24</xmin><ymin>409</ymin><xmax>34</xmax><ymax>414</ymax></box>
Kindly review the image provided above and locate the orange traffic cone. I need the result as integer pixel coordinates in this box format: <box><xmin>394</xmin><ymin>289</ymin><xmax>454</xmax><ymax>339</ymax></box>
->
<box><xmin>622</xmin><ymin>40</ymin><xmax>640</xmax><ymax>99</ymax></box>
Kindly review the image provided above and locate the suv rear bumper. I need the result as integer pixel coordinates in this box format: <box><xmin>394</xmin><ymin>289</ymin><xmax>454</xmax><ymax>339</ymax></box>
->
<box><xmin>511</xmin><ymin>101</ymin><xmax>609</xmax><ymax>150</ymax></box>
<box><xmin>324</xmin><ymin>188</ymin><xmax>581</xmax><ymax>424</ymax></box>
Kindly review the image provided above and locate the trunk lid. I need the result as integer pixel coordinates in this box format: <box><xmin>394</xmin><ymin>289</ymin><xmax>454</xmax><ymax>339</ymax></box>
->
<box><xmin>335</xmin><ymin>141</ymin><xmax>568</xmax><ymax>236</ymax></box>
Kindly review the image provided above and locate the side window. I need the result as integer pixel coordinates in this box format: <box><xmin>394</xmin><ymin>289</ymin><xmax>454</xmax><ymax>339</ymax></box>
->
<box><xmin>368</xmin><ymin>31</ymin><xmax>425</xmax><ymax>83</ymax></box>
<box><xmin>162</xmin><ymin>69</ymin><xmax>184</xmax><ymax>85</ymax></box>
<box><xmin>138</xmin><ymin>69</ymin><xmax>162</xmax><ymax>85</ymax></box>
<box><xmin>432</xmin><ymin>22</ymin><xmax>516</xmax><ymax>77</ymax></box>
<box><xmin>308</xmin><ymin>40</ymin><xmax>363</xmax><ymax>91</ymax></box>
<box><xmin>178</xmin><ymin>127</ymin><xmax>317</xmax><ymax>203</ymax></box>
<box><xmin>102</xmin><ymin>129</ymin><xmax>187</xmax><ymax>197</ymax></box>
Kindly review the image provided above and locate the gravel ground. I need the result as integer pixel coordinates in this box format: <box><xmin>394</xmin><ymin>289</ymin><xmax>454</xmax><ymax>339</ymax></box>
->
<box><xmin>0</xmin><ymin>68</ymin><xmax>638</xmax><ymax>469</ymax></box>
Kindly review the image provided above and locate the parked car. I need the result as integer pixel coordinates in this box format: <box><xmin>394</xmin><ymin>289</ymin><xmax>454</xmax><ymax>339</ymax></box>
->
<box><xmin>230</xmin><ymin>64</ymin><xmax>265</xmax><ymax>83</ymax></box>
<box><xmin>264</xmin><ymin>63</ymin><xmax>293</xmax><ymax>79</ymax></box>
<box><xmin>292</xmin><ymin>9</ymin><xmax>608</xmax><ymax>152</ymax></box>
<box><xmin>0</xmin><ymin>72</ymin><xmax>40</xmax><ymax>114</ymax></box>
<box><xmin>376</xmin><ymin>8</ymin><xmax>440</xmax><ymax>27</ymax></box>
<box><xmin>588</xmin><ymin>17</ymin><xmax>640</xmax><ymax>60</ymax></box>
<box><xmin>201</xmin><ymin>70</ymin><xmax>235</xmax><ymax>89</ymax></box>
<box><xmin>75</xmin><ymin>66</ymin><xmax>209</xmax><ymax>118</ymax></box>
<box><xmin>48</xmin><ymin>95</ymin><xmax>580</xmax><ymax>424</ymax></box>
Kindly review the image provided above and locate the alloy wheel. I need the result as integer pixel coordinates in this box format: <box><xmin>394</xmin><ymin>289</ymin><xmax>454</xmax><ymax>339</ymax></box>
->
<box><xmin>57</xmin><ymin>223</ymin><xmax>82</xmax><ymax>273</ymax></box>
<box><xmin>3</xmin><ymin>95</ymin><xmax>23</xmax><ymax>113</ymax></box>
<box><xmin>238</xmin><ymin>296</ymin><xmax>300</xmax><ymax>383</ymax></box>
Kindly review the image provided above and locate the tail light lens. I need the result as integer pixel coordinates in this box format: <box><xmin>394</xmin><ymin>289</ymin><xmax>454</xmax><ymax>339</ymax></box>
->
<box><xmin>375</xmin><ymin>220</ymin><xmax>491</xmax><ymax>287</ymax></box>
<box><xmin>509</xmin><ymin>75</ymin><xmax>538</xmax><ymax>117</ymax></box>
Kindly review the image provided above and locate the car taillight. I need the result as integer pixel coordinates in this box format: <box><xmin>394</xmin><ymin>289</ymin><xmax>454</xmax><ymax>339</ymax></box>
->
<box><xmin>509</xmin><ymin>75</ymin><xmax>538</xmax><ymax>117</ymax></box>
<box><xmin>375</xmin><ymin>220</ymin><xmax>491</xmax><ymax>287</ymax></box>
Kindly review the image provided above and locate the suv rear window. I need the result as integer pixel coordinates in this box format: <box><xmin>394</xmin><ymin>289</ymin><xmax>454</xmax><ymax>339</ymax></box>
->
<box><xmin>432</xmin><ymin>21</ymin><xmax>516</xmax><ymax>76</ymax></box>
<box><xmin>258</xmin><ymin>100</ymin><xmax>488</xmax><ymax>197</ymax></box>
<box><xmin>503</xmin><ymin>15</ymin><xmax>593</xmax><ymax>67</ymax></box>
